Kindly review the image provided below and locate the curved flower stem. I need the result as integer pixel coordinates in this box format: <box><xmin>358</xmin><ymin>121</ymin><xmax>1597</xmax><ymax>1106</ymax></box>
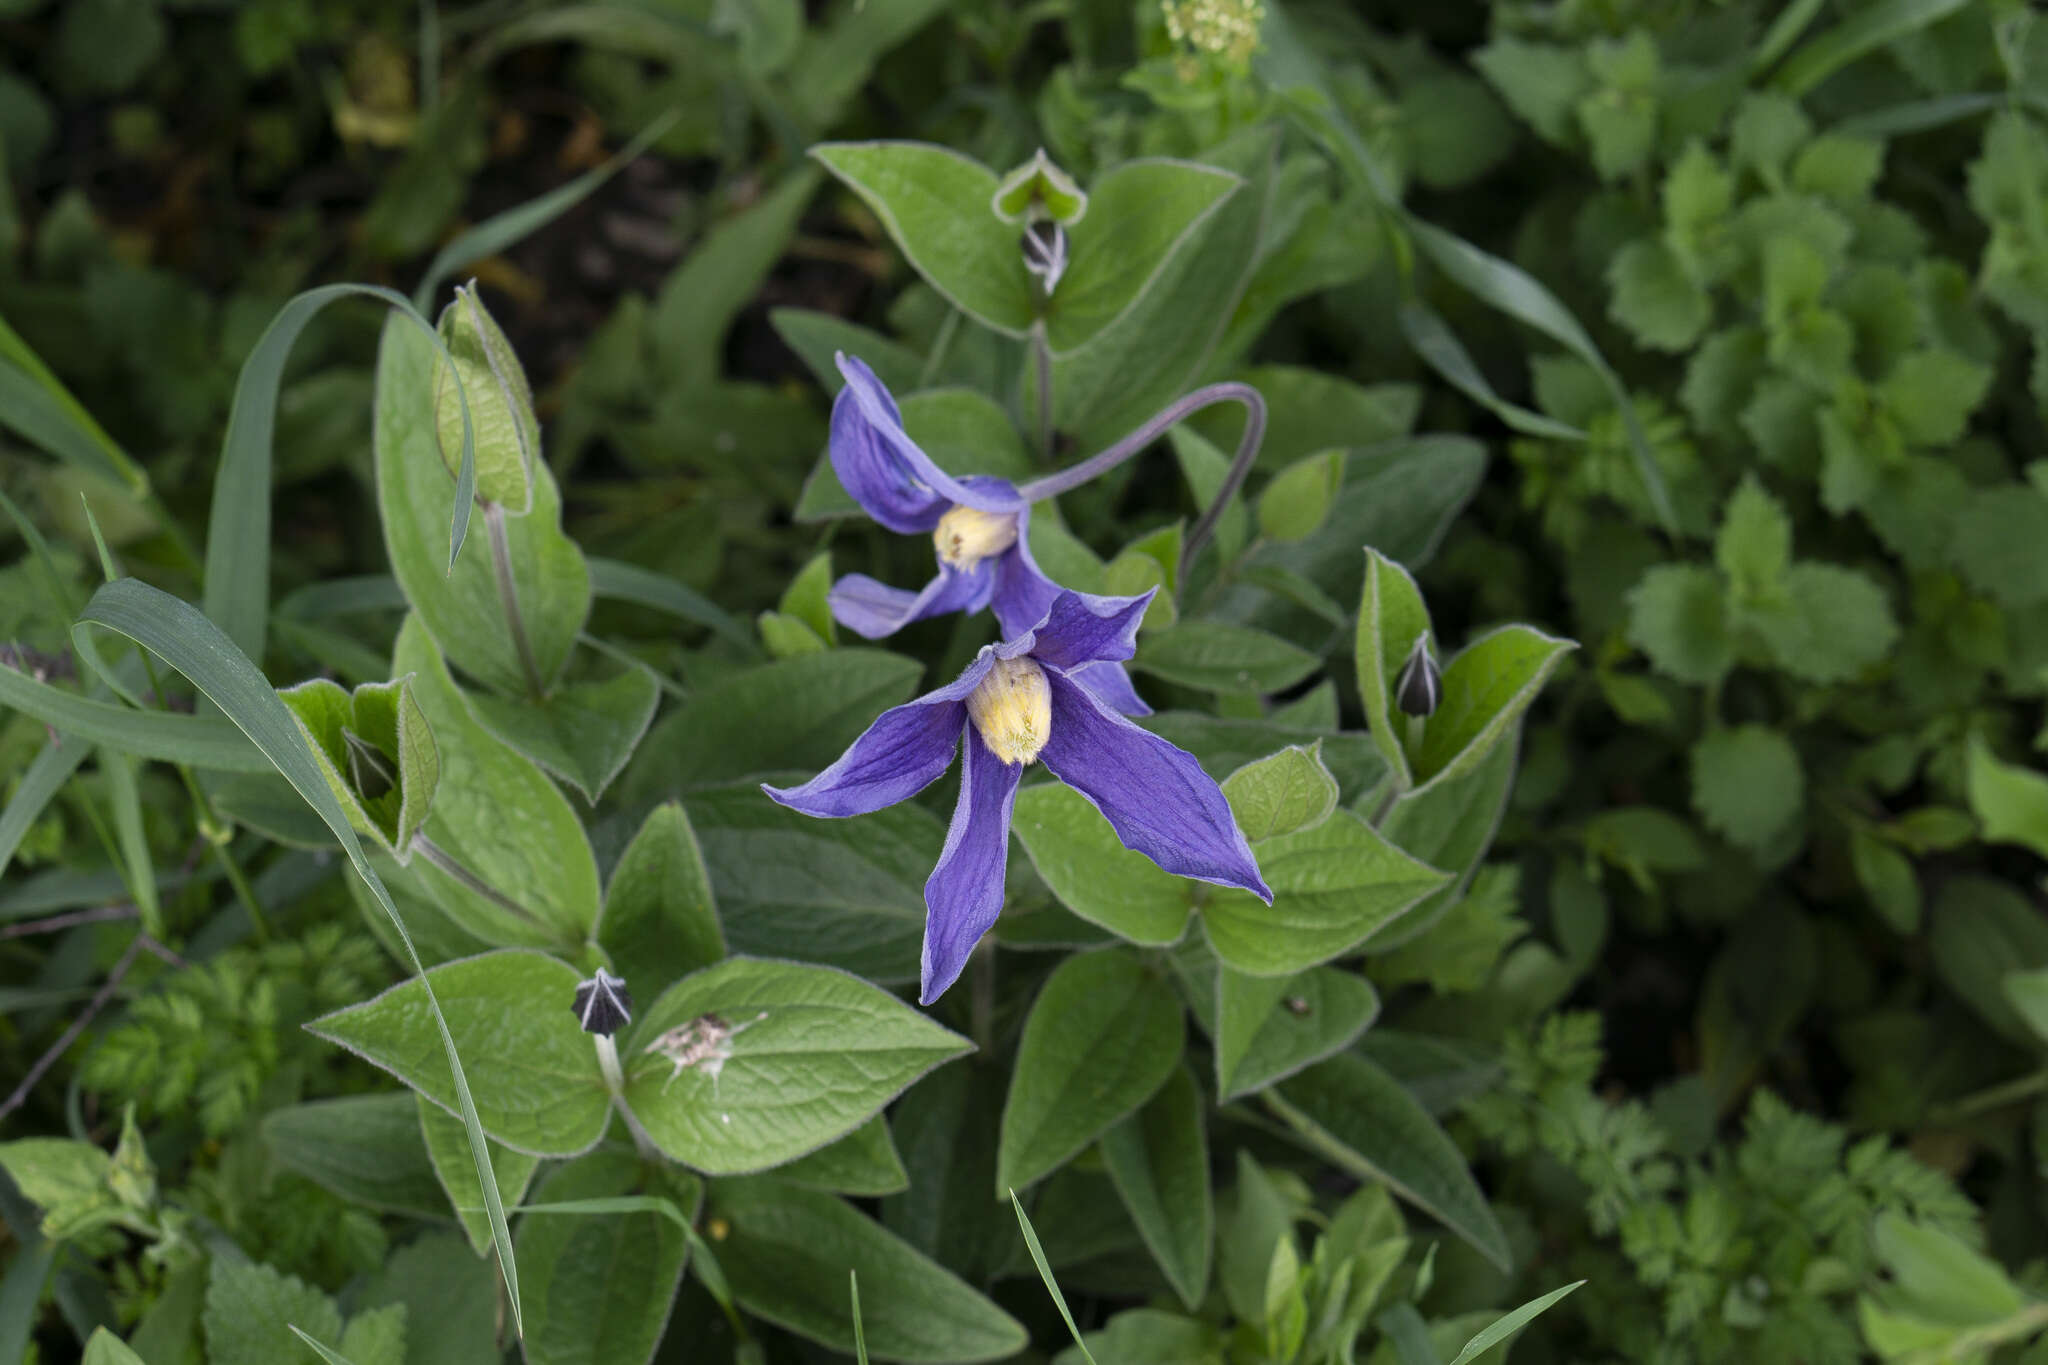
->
<box><xmin>1031</xmin><ymin>326</ymin><xmax>1054</xmax><ymax>463</ymax></box>
<box><xmin>1015</xmin><ymin>381</ymin><xmax>1267</xmax><ymax>567</ymax></box>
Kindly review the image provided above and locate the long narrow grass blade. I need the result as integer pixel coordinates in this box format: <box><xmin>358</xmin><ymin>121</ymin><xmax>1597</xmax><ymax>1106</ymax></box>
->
<box><xmin>850</xmin><ymin>1271</ymin><xmax>869</xmax><ymax>1365</ymax></box>
<box><xmin>100</xmin><ymin>752</ymin><xmax>161</xmax><ymax>939</ymax></box>
<box><xmin>0</xmin><ymin>739</ymin><xmax>92</xmax><ymax>878</ymax></box>
<box><xmin>0</xmin><ymin>665</ymin><xmax>270</xmax><ymax>771</ymax></box>
<box><xmin>588</xmin><ymin>557</ymin><xmax>756</xmax><ymax>651</ymax></box>
<box><xmin>1445</xmin><ymin>1281</ymin><xmax>1586</xmax><ymax>1364</ymax></box>
<box><xmin>275</xmin><ymin>575</ymin><xmax>411</xmax><ymax>620</ymax></box>
<box><xmin>496</xmin><ymin>1195</ymin><xmax>694</xmax><ymax>1231</ymax></box>
<box><xmin>73</xmin><ymin>577</ymin><xmax>524</xmax><ymax>1336</ymax></box>
<box><xmin>1008</xmin><ymin>1189</ymin><xmax>1099</xmax><ymax>1365</ymax></box>
<box><xmin>202</xmin><ymin>284</ymin><xmax>476</xmax><ymax>663</ymax></box>
<box><xmin>1748</xmin><ymin>0</ymin><xmax>1828</xmax><ymax>75</ymax></box>
<box><xmin>0</xmin><ymin>487</ymin><xmax>84</xmax><ymax>620</ymax></box>
<box><xmin>0</xmin><ymin>312</ymin><xmax>145</xmax><ymax>495</ymax></box>
<box><xmin>1399</xmin><ymin>302</ymin><xmax>1586</xmax><ymax>442</ymax></box>
<box><xmin>1774</xmin><ymin>0</ymin><xmax>1972</xmax><ymax>96</ymax></box>
<box><xmin>415</xmin><ymin>109</ymin><xmax>682</xmax><ymax>309</ymax></box>
<box><xmin>287</xmin><ymin>1327</ymin><xmax>357</xmax><ymax>1365</ymax></box>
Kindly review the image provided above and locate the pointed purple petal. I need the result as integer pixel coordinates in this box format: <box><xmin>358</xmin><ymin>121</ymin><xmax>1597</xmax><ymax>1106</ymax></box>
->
<box><xmin>1038</xmin><ymin>670</ymin><xmax>1270</xmax><ymax>899</ymax></box>
<box><xmin>920</xmin><ymin>732</ymin><xmax>1024</xmax><ymax>1005</ymax></box>
<box><xmin>828</xmin><ymin>564</ymin><xmax>992</xmax><ymax>640</ymax></box>
<box><xmin>989</xmin><ymin>509</ymin><xmax>1061</xmax><ymax>639</ymax></box>
<box><xmin>762</xmin><ymin>655</ymin><xmax>993</xmax><ymax>817</ymax></box>
<box><xmin>834</xmin><ymin>355</ymin><xmax>1018</xmax><ymax>528</ymax></box>
<box><xmin>1027</xmin><ymin>588</ymin><xmax>1156</xmax><ymax>671</ymax></box>
<box><xmin>1073</xmin><ymin>660</ymin><xmax>1152</xmax><ymax>717</ymax></box>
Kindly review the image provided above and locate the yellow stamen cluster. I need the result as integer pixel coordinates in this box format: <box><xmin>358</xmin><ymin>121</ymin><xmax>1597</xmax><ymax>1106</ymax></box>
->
<box><xmin>1162</xmin><ymin>0</ymin><xmax>1266</xmax><ymax>68</ymax></box>
<box><xmin>968</xmin><ymin>658</ymin><xmax>1052</xmax><ymax>766</ymax></box>
<box><xmin>934</xmin><ymin>505</ymin><xmax>1020</xmax><ymax>571</ymax></box>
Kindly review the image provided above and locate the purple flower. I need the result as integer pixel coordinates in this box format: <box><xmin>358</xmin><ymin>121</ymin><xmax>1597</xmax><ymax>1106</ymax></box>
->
<box><xmin>825</xmin><ymin>352</ymin><xmax>1150</xmax><ymax>716</ymax></box>
<box><xmin>763</xmin><ymin>589</ymin><xmax>1271</xmax><ymax>1005</ymax></box>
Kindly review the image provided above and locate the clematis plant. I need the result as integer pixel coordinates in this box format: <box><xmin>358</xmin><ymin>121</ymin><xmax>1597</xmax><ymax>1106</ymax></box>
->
<box><xmin>825</xmin><ymin>351</ymin><xmax>1267</xmax><ymax>716</ymax></box>
<box><xmin>764</xmin><ymin>588</ymin><xmax>1271</xmax><ymax>1004</ymax></box>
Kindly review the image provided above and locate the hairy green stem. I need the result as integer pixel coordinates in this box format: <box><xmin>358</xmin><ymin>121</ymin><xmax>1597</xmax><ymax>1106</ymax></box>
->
<box><xmin>484</xmin><ymin>501</ymin><xmax>546</xmax><ymax>700</ymax></box>
<box><xmin>412</xmin><ymin>833</ymin><xmax>553</xmax><ymax>933</ymax></box>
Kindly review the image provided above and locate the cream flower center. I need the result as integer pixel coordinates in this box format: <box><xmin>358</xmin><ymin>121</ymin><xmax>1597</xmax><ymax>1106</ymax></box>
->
<box><xmin>934</xmin><ymin>505</ymin><xmax>1020</xmax><ymax>571</ymax></box>
<box><xmin>967</xmin><ymin>657</ymin><xmax>1051</xmax><ymax>766</ymax></box>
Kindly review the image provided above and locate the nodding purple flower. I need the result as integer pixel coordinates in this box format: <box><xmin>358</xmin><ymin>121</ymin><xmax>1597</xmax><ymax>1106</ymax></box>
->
<box><xmin>825</xmin><ymin>352</ymin><xmax>1150</xmax><ymax>717</ymax></box>
<box><xmin>763</xmin><ymin>589</ymin><xmax>1271</xmax><ymax>1005</ymax></box>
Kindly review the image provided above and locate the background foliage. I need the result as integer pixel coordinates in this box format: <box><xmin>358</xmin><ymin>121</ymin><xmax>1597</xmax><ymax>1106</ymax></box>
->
<box><xmin>3</xmin><ymin>0</ymin><xmax>2048</xmax><ymax>1362</ymax></box>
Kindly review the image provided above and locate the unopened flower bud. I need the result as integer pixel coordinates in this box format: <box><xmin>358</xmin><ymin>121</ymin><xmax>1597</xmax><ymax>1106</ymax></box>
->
<box><xmin>572</xmin><ymin>968</ymin><xmax>633</xmax><ymax>1037</ymax></box>
<box><xmin>968</xmin><ymin>657</ymin><xmax>1052</xmax><ymax>765</ymax></box>
<box><xmin>433</xmin><ymin>283</ymin><xmax>540</xmax><ymax>513</ymax></box>
<box><xmin>991</xmin><ymin>148</ymin><xmax>1087</xmax><ymax>226</ymax></box>
<box><xmin>934</xmin><ymin>504</ymin><xmax>1020</xmax><ymax>571</ymax></box>
<box><xmin>1394</xmin><ymin>634</ymin><xmax>1442</xmax><ymax>718</ymax></box>
<box><xmin>1021</xmin><ymin>220</ymin><xmax>1069</xmax><ymax>296</ymax></box>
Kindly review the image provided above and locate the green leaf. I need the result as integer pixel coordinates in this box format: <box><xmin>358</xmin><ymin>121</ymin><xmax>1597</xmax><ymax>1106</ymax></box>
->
<box><xmin>1411</xmin><ymin>626</ymin><xmax>1575</xmax><ymax>793</ymax></box>
<box><xmin>1930</xmin><ymin>876</ymin><xmax>2048</xmax><ymax>1044</ymax></box>
<box><xmin>653</xmin><ymin>167</ymin><xmax>823</xmax><ymax>386</ymax></box>
<box><xmin>710</xmin><ymin>1178</ymin><xmax>1027</xmax><ymax>1362</ymax></box>
<box><xmin>622</xmin><ymin>957</ymin><xmax>969</xmax><ymax>1175</ymax></box>
<box><xmin>1715</xmin><ymin>476</ymin><xmax>1792</xmax><ymax>602</ymax></box>
<box><xmin>463</xmin><ymin>663</ymin><xmax>660</xmax><ymax>804</ymax></box>
<box><xmin>773</xmin><ymin>1114</ymin><xmax>909</xmax><ymax>1196</ymax></box>
<box><xmin>1269</xmin><ymin>1053</ymin><xmax>1509</xmax><ymax>1270</ymax></box>
<box><xmin>683</xmin><ymin>783</ymin><xmax>937</xmax><ymax>983</ymax></box>
<box><xmin>768</xmin><ymin>307</ymin><xmax>925</xmax><ymax>397</ymax></box>
<box><xmin>1773</xmin><ymin>0</ymin><xmax>1973</xmax><ymax>96</ymax></box>
<box><xmin>1444</xmin><ymin>1281</ymin><xmax>1586</xmax><ymax>1364</ymax></box>
<box><xmin>1398</xmin><ymin>301</ymin><xmax>1585</xmax><ymax>442</ymax></box>
<box><xmin>1214</xmin><ymin>964</ymin><xmax>1380</xmax><ymax>1101</ymax></box>
<box><xmin>1850</xmin><ymin>827</ymin><xmax>1920</xmax><ymax>934</ymax></box>
<box><xmin>418</xmin><ymin>1094</ymin><xmax>542</xmax><ymax>1256</ymax></box>
<box><xmin>0</xmin><ymin>662</ymin><xmax>271</xmax><ymax>771</ymax></box>
<box><xmin>811</xmin><ymin>142</ymin><xmax>1035</xmax><ymax>336</ymax></box>
<box><xmin>203</xmin><ymin>1260</ymin><xmax>342</xmax><ymax>1365</ymax></box>
<box><xmin>308</xmin><ymin>949</ymin><xmax>611</xmax><ymax>1156</ymax></box>
<box><xmin>1746</xmin><ymin>563</ymin><xmax>1899</xmax><ymax>683</ymax></box>
<box><xmin>598</xmin><ymin>803</ymin><xmax>725</xmax><ymax>1010</ymax></box>
<box><xmin>0</xmin><ymin>312</ymin><xmax>145</xmax><ymax>496</ymax></box>
<box><xmin>71</xmin><ymin>576</ymin><xmax>522</xmax><ymax>1327</ymax></box>
<box><xmin>1202</xmin><ymin>810</ymin><xmax>1450</xmax><ymax>976</ymax></box>
<box><xmin>628</xmin><ymin>650</ymin><xmax>922</xmax><ymax>795</ymax></box>
<box><xmin>881</xmin><ymin>1062</ymin><xmax>1018</xmax><ymax>1282</ymax></box>
<box><xmin>1258</xmin><ymin>449</ymin><xmax>1345</xmax><ymax>542</ymax></box>
<box><xmin>430</xmin><ymin>286</ymin><xmax>537</xmax><ymax>513</ymax></box>
<box><xmin>337</xmin><ymin>1304</ymin><xmax>406</xmax><ymax>1365</ymax></box>
<box><xmin>1373</xmin><ymin>740</ymin><xmax>1518</xmax><ymax>951</ymax></box>
<box><xmin>1047</xmin><ymin>158</ymin><xmax>1241</xmax><ymax>353</ymax></box>
<box><xmin>1869</xmin><ymin>1212</ymin><xmax>2024</xmax><ymax>1325</ymax></box>
<box><xmin>355</xmin><ymin>1234</ymin><xmax>500</xmax><ymax>1365</ymax></box>
<box><xmin>395</xmin><ymin>616</ymin><xmax>601</xmax><ymax>948</ymax></box>
<box><xmin>1357</xmin><ymin>549</ymin><xmax>1432</xmax><ymax>787</ymax></box>
<box><xmin>587</xmin><ymin>557</ymin><xmax>755</xmax><ymax>653</ymax></box>
<box><xmin>1222</xmin><ymin>744</ymin><xmax>1339</xmax><ymax>842</ymax></box>
<box><xmin>82</xmin><ymin>1328</ymin><xmax>146</xmax><ymax>1365</ymax></box>
<box><xmin>1951</xmin><ymin>487</ymin><xmax>2048</xmax><ymax>608</ymax></box>
<box><xmin>1692</xmin><ymin>725</ymin><xmax>1805</xmax><ymax>852</ymax></box>
<box><xmin>1010</xmin><ymin>782</ymin><xmax>1194</xmax><ymax>945</ymax></box>
<box><xmin>1100</xmin><ymin>1065</ymin><xmax>1212</xmax><ymax>1309</ymax></box>
<box><xmin>375</xmin><ymin>313</ymin><xmax>590</xmax><ymax>697</ymax></box>
<box><xmin>259</xmin><ymin>1094</ymin><xmax>446</xmax><ymax>1218</ymax></box>
<box><xmin>1607</xmin><ymin>238</ymin><xmax>1710</xmax><ymax>352</ymax></box>
<box><xmin>0</xmin><ymin>1138</ymin><xmax>120</xmax><ymax>1240</ymax></box>
<box><xmin>1135</xmin><ymin>621</ymin><xmax>1320</xmax><ymax>694</ymax></box>
<box><xmin>515</xmin><ymin>1150</ymin><xmax>693</xmax><ymax>1365</ymax></box>
<box><xmin>999</xmin><ymin>949</ymin><xmax>1184</xmax><ymax>1194</ymax></box>
<box><xmin>1966</xmin><ymin>735</ymin><xmax>2048</xmax><ymax>860</ymax></box>
<box><xmin>1471</xmin><ymin>37</ymin><xmax>1588</xmax><ymax>144</ymax></box>
<box><xmin>1628</xmin><ymin>564</ymin><xmax>1733</xmax><ymax>685</ymax></box>
<box><xmin>278</xmin><ymin>676</ymin><xmax>440</xmax><ymax>858</ymax></box>
<box><xmin>1882</xmin><ymin>348</ymin><xmax>1992</xmax><ymax>447</ymax></box>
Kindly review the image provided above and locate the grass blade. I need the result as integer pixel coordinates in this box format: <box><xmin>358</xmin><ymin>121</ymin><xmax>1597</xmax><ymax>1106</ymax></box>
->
<box><xmin>1008</xmin><ymin>1188</ymin><xmax>1099</xmax><ymax>1365</ymax></box>
<box><xmin>0</xmin><ymin>665</ymin><xmax>271</xmax><ymax>771</ymax></box>
<box><xmin>0</xmin><ymin>738</ymin><xmax>92</xmax><ymax>878</ymax></box>
<box><xmin>415</xmin><ymin>109</ymin><xmax>682</xmax><ymax>309</ymax></box>
<box><xmin>1399</xmin><ymin>301</ymin><xmax>1586</xmax><ymax>442</ymax></box>
<box><xmin>497</xmin><ymin>1195</ymin><xmax>695</xmax><ymax>1232</ymax></box>
<box><xmin>275</xmin><ymin>575</ymin><xmax>411</xmax><ymax>620</ymax></box>
<box><xmin>73</xmin><ymin>577</ymin><xmax>524</xmax><ymax>1336</ymax></box>
<box><xmin>286</xmin><ymin>1326</ymin><xmax>356</xmax><ymax>1365</ymax></box>
<box><xmin>588</xmin><ymin>557</ymin><xmax>757</xmax><ymax>651</ymax></box>
<box><xmin>203</xmin><ymin>284</ymin><xmax>477</xmax><ymax>663</ymax></box>
<box><xmin>0</xmin><ymin>312</ymin><xmax>146</xmax><ymax>496</ymax></box>
<box><xmin>1445</xmin><ymin>1281</ymin><xmax>1586</xmax><ymax>1364</ymax></box>
<box><xmin>850</xmin><ymin>1271</ymin><xmax>869</xmax><ymax>1365</ymax></box>
<box><xmin>100</xmin><ymin>751</ymin><xmax>162</xmax><ymax>939</ymax></box>
<box><xmin>1774</xmin><ymin>0</ymin><xmax>1972</xmax><ymax>96</ymax></box>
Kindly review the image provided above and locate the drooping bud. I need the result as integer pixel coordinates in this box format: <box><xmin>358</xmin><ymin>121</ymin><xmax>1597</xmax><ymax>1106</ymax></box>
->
<box><xmin>571</xmin><ymin>968</ymin><xmax>633</xmax><ymax>1037</ymax></box>
<box><xmin>342</xmin><ymin>727</ymin><xmax>396</xmax><ymax>803</ymax></box>
<box><xmin>934</xmin><ymin>504</ymin><xmax>1021</xmax><ymax>571</ymax></box>
<box><xmin>433</xmin><ymin>283</ymin><xmax>539</xmax><ymax>514</ymax></box>
<box><xmin>1394</xmin><ymin>633</ymin><xmax>1442</xmax><ymax>718</ymax></box>
<box><xmin>968</xmin><ymin>656</ymin><xmax>1052</xmax><ymax>765</ymax></box>
<box><xmin>1021</xmin><ymin>220</ymin><xmax>1070</xmax><ymax>296</ymax></box>
<box><xmin>991</xmin><ymin>148</ymin><xmax>1087</xmax><ymax>225</ymax></box>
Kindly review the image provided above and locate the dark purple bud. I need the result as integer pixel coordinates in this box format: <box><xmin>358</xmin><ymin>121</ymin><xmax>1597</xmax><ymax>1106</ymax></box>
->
<box><xmin>1394</xmin><ymin>634</ymin><xmax>1442</xmax><ymax>718</ymax></box>
<box><xmin>572</xmin><ymin>968</ymin><xmax>632</xmax><ymax>1036</ymax></box>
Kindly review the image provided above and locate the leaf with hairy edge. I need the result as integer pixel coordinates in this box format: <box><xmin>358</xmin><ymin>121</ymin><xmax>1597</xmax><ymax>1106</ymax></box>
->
<box><xmin>1215</xmin><ymin>965</ymin><xmax>1380</xmax><ymax>1101</ymax></box>
<box><xmin>418</xmin><ymin>1095</ymin><xmax>542</xmax><ymax>1256</ymax></box>
<box><xmin>515</xmin><ymin>1151</ymin><xmax>694</xmax><ymax>1365</ymax></box>
<box><xmin>598</xmin><ymin>803</ymin><xmax>726</xmax><ymax>1010</ymax></box>
<box><xmin>1411</xmin><ymin>626</ymin><xmax>1575</xmax><ymax>794</ymax></box>
<box><xmin>1010</xmin><ymin>783</ymin><xmax>1194</xmax><ymax>946</ymax></box>
<box><xmin>1356</xmin><ymin>550</ymin><xmax>1430</xmax><ymax>788</ymax></box>
<box><xmin>773</xmin><ymin>1115</ymin><xmax>910</xmax><ymax>1197</ymax></box>
<box><xmin>70</xmin><ymin>577</ymin><xmax>524</xmax><ymax>1330</ymax></box>
<box><xmin>259</xmin><ymin>1094</ymin><xmax>447</xmax><ymax>1218</ymax></box>
<box><xmin>1047</xmin><ymin>159</ymin><xmax>1241</xmax><ymax>353</ymax></box>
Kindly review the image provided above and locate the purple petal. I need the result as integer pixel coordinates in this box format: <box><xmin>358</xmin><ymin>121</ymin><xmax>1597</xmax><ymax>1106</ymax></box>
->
<box><xmin>1073</xmin><ymin>661</ymin><xmax>1152</xmax><ymax>717</ymax></box>
<box><xmin>762</xmin><ymin>655</ymin><xmax>993</xmax><ymax>817</ymax></box>
<box><xmin>828</xmin><ymin>564</ymin><xmax>992</xmax><ymax>640</ymax></box>
<box><xmin>833</xmin><ymin>355</ymin><xmax>1017</xmax><ymax>530</ymax></box>
<box><xmin>989</xmin><ymin>509</ymin><xmax>1061</xmax><ymax>639</ymax></box>
<box><xmin>1027</xmin><ymin>588</ymin><xmax>1156</xmax><ymax>671</ymax></box>
<box><xmin>1038</xmin><ymin>671</ymin><xmax>1271</xmax><ymax>900</ymax></box>
<box><xmin>919</xmin><ymin>733</ymin><xmax>1024</xmax><ymax>1004</ymax></box>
